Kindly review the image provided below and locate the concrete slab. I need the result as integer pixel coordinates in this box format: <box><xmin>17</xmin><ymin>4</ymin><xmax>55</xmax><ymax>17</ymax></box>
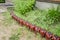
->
<box><xmin>35</xmin><ymin>1</ymin><xmax>59</xmax><ymax>10</ymax></box>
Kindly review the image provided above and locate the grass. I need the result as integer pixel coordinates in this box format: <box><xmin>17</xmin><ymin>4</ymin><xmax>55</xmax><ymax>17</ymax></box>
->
<box><xmin>14</xmin><ymin>8</ymin><xmax>60</xmax><ymax>36</ymax></box>
<box><xmin>12</xmin><ymin>0</ymin><xmax>60</xmax><ymax>36</ymax></box>
<box><xmin>1</xmin><ymin>0</ymin><xmax>60</xmax><ymax>39</ymax></box>
<box><xmin>1</xmin><ymin>12</ymin><xmax>15</xmax><ymax>27</ymax></box>
<box><xmin>1</xmin><ymin>11</ymin><xmax>46</xmax><ymax>40</ymax></box>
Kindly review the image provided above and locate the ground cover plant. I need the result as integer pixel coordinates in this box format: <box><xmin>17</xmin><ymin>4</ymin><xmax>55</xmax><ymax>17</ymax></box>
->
<box><xmin>0</xmin><ymin>11</ymin><xmax>45</xmax><ymax>40</ymax></box>
<box><xmin>0</xmin><ymin>0</ymin><xmax>60</xmax><ymax>40</ymax></box>
<box><xmin>13</xmin><ymin>6</ymin><xmax>60</xmax><ymax>36</ymax></box>
<box><xmin>12</xmin><ymin>0</ymin><xmax>60</xmax><ymax>37</ymax></box>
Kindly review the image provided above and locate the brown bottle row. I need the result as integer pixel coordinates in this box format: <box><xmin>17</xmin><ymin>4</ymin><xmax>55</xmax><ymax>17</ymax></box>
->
<box><xmin>10</xmin><ymin>11</ymin><xmax>60</xmax><ymax>40</ymax></box>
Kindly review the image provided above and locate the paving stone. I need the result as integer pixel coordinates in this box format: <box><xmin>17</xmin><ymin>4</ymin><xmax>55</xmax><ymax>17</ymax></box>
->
<box><xmin>0</xmin><ymin>6</ymin><xmax>7</xmax><ymax>13</ymax></box>
<box><xmin>35</xmin><ymin>1</ymin><xmax>59</xmax><ymax>10</ymax></box>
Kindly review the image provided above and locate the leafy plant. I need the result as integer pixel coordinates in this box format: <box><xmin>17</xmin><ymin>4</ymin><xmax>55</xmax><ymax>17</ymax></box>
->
<box><xmin>45</xmin><ymin>6</ymin><xmax>60</xmax><ymax>25</ymax></box>
<box><xmin>0</xmin><ymin>0</ymin><xmax>5</xmax><ymax>3</ymax></box>
<box><xmin>32</xmin><ymin>6</ymin><xmax>60</xmax><ymax>26</ymax></box>
<box><xmin>13</xmin><ymin>0</ymin><xmax>35</xmax><ymax>15</ymax></box>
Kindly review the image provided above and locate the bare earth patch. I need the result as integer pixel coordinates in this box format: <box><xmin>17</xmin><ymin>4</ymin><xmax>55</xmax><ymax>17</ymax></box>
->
<box><xmin>0</xmin><ymin>11</ymin><xmax>46</xmax><ymax>40</ymax></box>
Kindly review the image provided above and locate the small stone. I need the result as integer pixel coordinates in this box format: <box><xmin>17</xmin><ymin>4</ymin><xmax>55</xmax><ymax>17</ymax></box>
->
<box><xmin>0</xmin><ymin>9</ymin><xmax>6</xmax><ymax>13</ymax></box>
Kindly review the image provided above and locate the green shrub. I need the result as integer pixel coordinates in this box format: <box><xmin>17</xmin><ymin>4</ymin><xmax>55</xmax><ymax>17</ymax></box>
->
<box><xmin>13</xmin><ymin>0</ymin><xmax>35</xmax><ymax>15</ymax></box>
<box><xmin>0</xmin><ymin>0</ymin><xmax>5</xmax><ymax>3</ymax></box>
<box><xmin>34</xmin><ymin>6</ymin><xmax>60</xmax><ymax>25</ymax></box>
<box><xmin>45</xmin><ymin>6</ymin><xmax>60</xmax><ymax>25</ymax></box>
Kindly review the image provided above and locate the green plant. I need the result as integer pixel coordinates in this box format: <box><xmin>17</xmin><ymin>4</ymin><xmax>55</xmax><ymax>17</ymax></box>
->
<box><xmin>45</xmin><ymin>6</ymin><xmax>60</xmax><ymax>25</ymax></box>
<box><xmin>13</xmin><ymin>0</ymin><xmax>35</xmax><ymax>15</ymax></box>
<box><xmin>0</xmin><ymin>0</ymin><xmax>5</xmax><ymax>3</ymax></box>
